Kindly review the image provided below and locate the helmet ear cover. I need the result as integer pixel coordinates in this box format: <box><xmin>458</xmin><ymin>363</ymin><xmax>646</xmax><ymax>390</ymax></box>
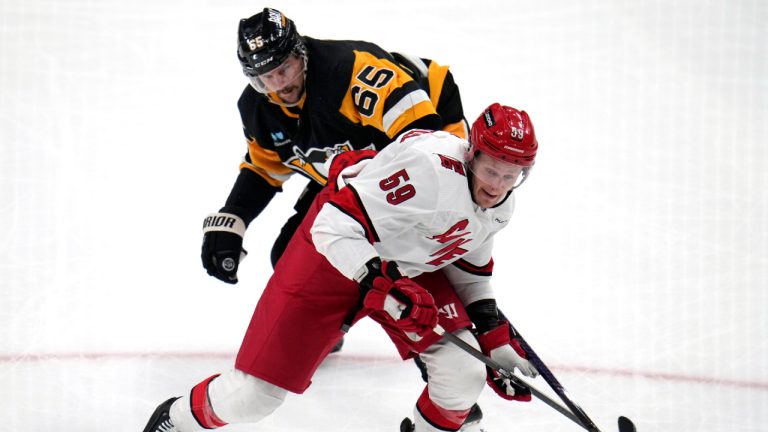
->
<box><xmin>237</xmin><ymin>8</ymin><xmax>307</xmax><ymax>78</ymax></box>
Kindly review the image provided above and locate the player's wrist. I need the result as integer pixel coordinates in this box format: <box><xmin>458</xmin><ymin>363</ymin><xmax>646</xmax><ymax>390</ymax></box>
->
<box><xmin>466</xmin><ymin>299</ymin><xmax>501</xmax><ymax>333</ymax></box>
<box><xmin>203</xmin><ymin>211</ymin><xmax>247</xmax><ymax>237</ymax></box>
<box><xmin>353</xmin><ymin>257</ymin><xmax>403</xmax><ymax>291</ymax></box>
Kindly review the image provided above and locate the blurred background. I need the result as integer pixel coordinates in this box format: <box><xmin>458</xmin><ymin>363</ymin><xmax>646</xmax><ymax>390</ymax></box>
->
<box><xmin>1</xmin><ymin>0</ymin><xmax>766</xmax><ymax>430</ymax></box>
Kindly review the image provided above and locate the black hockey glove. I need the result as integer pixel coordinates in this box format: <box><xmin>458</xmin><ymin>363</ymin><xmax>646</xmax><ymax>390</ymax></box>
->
<box><xmin>201</xmin><ymin>211</ymin><xmax>248</xmax><ymax>284</ymax></box>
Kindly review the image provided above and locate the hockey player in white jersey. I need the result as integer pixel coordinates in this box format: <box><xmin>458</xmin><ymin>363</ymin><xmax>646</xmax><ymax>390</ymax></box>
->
<box><xmin>142</xmin><ymin>103</ymin><xmax>540</xmax><ymax>432</ymax></box>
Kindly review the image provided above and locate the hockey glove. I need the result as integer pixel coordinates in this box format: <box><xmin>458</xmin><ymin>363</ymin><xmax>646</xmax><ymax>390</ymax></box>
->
<box><xmin>201</xmin><ymin>211</ymin><xmax>248</xmax><ymax>284</ymax></box>
<box><xmin>477</xmin><ymin>321</ymin><xmax>538</xmax><ymax>401</ymax></box>
<box><xmin>357</xmin><ymin>259</ymin><xmax>438</xmax><ymax>337</ymax></box>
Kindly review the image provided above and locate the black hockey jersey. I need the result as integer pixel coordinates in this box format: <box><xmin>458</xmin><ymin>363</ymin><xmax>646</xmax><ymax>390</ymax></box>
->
<box><xmin>228</xmin><ymin>37</ymin><xmax>467</xmax><ymax>223</ymax></box>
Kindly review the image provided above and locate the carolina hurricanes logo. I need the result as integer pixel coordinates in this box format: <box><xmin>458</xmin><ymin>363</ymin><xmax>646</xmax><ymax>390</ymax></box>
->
<box><xmin>426</xmin><ymin>219</ymin><xmax>471</xmax><ymax>266</ymax></box>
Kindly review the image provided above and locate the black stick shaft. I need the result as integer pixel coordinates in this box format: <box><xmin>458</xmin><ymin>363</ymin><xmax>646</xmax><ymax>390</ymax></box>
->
<box><xmin>435</xmin><ymin>326</ymin><xmax>595</xmax><ymax>429</ymax></box>
<box><xmin>509</xmin><ymin>324</ymin><xmax>602</xmax><ymax>432</ymax></box>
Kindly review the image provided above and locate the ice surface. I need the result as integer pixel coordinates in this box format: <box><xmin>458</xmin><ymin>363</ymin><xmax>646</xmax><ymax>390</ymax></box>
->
<box><xmin>1</xmin><ymin>0</ymin><xmax>766</xmax><ymax>431</ymax></box>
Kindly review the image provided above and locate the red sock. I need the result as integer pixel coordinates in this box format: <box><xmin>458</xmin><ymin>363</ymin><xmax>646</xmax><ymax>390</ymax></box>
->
<box><xmin>415</xmin><ymin>386</ymin><xmax>470</xmax><ymax>431</ymax></box>
<box><xmin>190</xmin><ymin>374</ymin><xmax>228</xmax><ymax>429</ymax></box>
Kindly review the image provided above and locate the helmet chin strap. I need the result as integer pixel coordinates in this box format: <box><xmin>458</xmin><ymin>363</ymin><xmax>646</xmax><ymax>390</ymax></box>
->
<box><xmin>466</xmin><ymin>165</ymin><xmax>476</xmax><ymax>203</ymax></box>
<box><xmin>483</xmin><ymin>188</ymin><xmax>513</xmax><ymax>210</ymax></box>
<box><xmin>492</xmin><ymin>190</ymin><xmax>514</xmax><ymax>208</ymax></box>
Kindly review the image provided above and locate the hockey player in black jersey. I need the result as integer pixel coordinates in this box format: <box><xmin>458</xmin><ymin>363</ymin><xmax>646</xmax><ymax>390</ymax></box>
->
<box><xmin>200</xmin><ymin>7</ymin><xmax>469</xmax><ymax>287</ymax></box>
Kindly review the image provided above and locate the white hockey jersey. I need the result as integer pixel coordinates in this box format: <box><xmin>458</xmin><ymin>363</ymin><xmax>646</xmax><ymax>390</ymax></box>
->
<box><xmin>311</xmin><ymin>130</ymin><xmax>516</xmax><ymax>305</ymax></box>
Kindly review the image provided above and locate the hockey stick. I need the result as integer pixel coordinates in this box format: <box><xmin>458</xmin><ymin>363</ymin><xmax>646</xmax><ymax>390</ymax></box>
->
<box><xmin>432</xmin><ymin>326</ymin><xmax>583</xmax><ymax>425</ymax></box>
<box><xmin>433</xmin><ymin>325</ymin><xmax>636</xmax><ymax>432</ymax></box>
<box><xmin>507</xmin><ymin>323</ymin><xmax>636</xmax><ymax>432</ymax></box>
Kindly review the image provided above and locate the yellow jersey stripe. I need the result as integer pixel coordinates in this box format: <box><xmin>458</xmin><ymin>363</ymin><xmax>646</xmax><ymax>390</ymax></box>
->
<box><xmin>441</xmin><ymin>119</ymin><xmax>469</xmax><ymax>139</ymax></box>
<box><xmin>382</xmin><ymin>90</ymin><xmax>432</xmax><ymax>136</ymax></box>
<box><xmin>242</xmin><ymin>138</ymin><xmax>294</xmax><ymax>186</ymax></box>
<box><xmin>427</xmin><ymin>61</ymin><xmax>449</xmax><ymax>108</ymax></box>
<box><xmin>384</xmin><ymin>98</ymin><xmax>436</xmax><ymax>138</ymax></box>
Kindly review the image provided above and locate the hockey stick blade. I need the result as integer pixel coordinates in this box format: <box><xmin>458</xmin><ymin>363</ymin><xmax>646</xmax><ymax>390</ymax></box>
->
<box><xmin>508</xmin><ymin>323</ymin><xmax>638</xmax><ymax>432</ymax></box>
<box><xmin>509</xmin><ymin>325</ymin><xmax>601</xmax><ymax>431</ymax></box>
<box><xmin>618</xmin><ymin>416</ymin><xmax>636</xmax><ymax>432</ymax></box>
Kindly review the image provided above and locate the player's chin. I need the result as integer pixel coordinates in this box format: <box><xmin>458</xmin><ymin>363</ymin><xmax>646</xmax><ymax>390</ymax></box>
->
<box><xmin>278</xmin><ymin>87</ymin><xmax>301</xmax><ymax>103</ymax></box>
<box><xmin>476</xmin><ymin>191</ymin><xmax>500</xmax><ymax>208</ymax></box>
<box><xmin>279</xmin><ymin>94</ymin><xmax>298</xmax><ymax>104</ymax></box>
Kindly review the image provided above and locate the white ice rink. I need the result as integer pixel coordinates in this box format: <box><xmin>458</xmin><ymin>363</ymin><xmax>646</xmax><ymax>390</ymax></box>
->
<box><xmin>1</xmin><ymin>0</ymin><xmax>766</xmax><ymax>431</ymax></box>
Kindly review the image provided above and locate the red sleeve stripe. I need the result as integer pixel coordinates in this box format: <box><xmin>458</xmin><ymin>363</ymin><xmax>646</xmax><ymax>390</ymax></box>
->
<box><xmin>453</xmin><ymin>258</ymin><xmax>494</xmax><ymax>276</ymax></box>
<box><xmin>328</xmin><ymin>185</ymin><xmax>380</xmax><ymax>243</ymax></box>
<box><xmin>190</xmin><ymin>374</ymin><xmax>228</xmax><ymax>429</ymax></box>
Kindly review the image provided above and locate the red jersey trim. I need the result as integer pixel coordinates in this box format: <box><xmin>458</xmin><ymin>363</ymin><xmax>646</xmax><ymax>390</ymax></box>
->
<box><xmin>328</xmin><ymin>185</ymin><xmax>380</xmax><ymax>243</ymax></box>
<box><xmin>452</xmin><ymin>258</ymin><xmax>494</xmax><ymax>276</ymax></box>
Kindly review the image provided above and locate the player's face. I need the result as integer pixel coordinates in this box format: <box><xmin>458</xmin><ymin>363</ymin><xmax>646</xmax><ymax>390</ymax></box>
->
<box><xmin>469</xmin><ymin>152</ymin><xmax>524</xmax><ymax>208</ymax></box>
<box><xmin>257</xmin><ymin>55</ymin><xmax>306</xmax><ymax>103</ymax></box>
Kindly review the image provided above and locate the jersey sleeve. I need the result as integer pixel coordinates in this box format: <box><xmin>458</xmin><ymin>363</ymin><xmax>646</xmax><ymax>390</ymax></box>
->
<box><xmin>337</xmin><ymin>51</ymin><xmax>442</xmax><ymax>140</ymax></box>
<box><xmin>238</xmin><ymin>137</ymin><xmax>294</xmax><ymax>187</ymax></box>
<box><xmin>221</xmin><ymin>168</ymin><xmax>279</xmax><ymax>225</ymax></box>
<box><xmin>390</xmin><ymin>53</ymin><xmax>468</xmax><ymax>139</ymax></box>
<box><xmin>426</xmin><ymin>60</ymin><xmax>469</xmax><ymax>139</ymax></box>
<box><xmin>237</xmin><ymin>86</ymin><xmax>295</xmax><ymax>187</ymax></box>
<box><xmin>441</xmin><ymin>241</ymin><xmax>496</xmax><ymax>306</ymax></box>
<box><xmin>311</xmin><ymin>143</ymin><xmax>439</xmax><ymax>280</ymax></box>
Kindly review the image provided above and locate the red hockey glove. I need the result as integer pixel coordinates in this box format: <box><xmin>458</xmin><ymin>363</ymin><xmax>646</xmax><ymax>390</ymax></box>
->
<box><xmin>477</xmin><ymin>321</ymin><xmax>538</xmax><ymax>401</ymax></box>
<box><xmin>358</xmin><ymin>259</ymin><xmax>438</xmax><ymax>337</ymax></box>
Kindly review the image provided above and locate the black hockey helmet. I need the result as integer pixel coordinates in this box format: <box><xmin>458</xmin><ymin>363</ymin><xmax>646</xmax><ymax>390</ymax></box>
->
<box><xmin>237</xmin><ymin>8</ymin><xmax>307</xmax><ymax>77</ymax></box>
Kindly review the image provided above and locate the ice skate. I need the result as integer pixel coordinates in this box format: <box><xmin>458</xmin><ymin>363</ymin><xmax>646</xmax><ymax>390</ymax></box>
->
<box><xmin>460</xmin><ymin>403</ymin><xmax>488</xmax><ymax>432</ymax></box>
<box><xmin>400</xmin><ymin>417</ymin><xmax>415</xmax><ymax>431</ymax></box>
<box><xmin>142</xmin><ymin>397</ymin><xmax>180</xmax><ymax>432</ymax></box>
<box><xmin>400</xmin><ymin>403</ymin><xmax>486</xmax><ymax>432</ymax></box>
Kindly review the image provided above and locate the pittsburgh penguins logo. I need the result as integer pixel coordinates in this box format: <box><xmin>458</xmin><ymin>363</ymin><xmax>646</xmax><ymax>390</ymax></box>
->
<box><xmin>286</xmin><ymin>142</ymin><xmax>375</xmax><ymax>184</ymax></box>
